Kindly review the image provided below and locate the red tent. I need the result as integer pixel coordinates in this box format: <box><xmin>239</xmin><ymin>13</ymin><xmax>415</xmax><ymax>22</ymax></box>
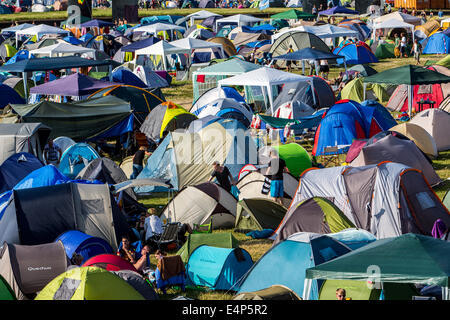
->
<box><xmin>82</xmin><ymin>254</ymin><xmax>137</xmax><ymax>272</ymax></box>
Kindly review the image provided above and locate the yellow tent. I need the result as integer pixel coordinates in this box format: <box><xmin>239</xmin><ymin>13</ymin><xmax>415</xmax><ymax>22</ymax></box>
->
<box><xmin>390</xmin><ymin>122</ymin><xmax>438</xmax><ymax>158</ymax></box>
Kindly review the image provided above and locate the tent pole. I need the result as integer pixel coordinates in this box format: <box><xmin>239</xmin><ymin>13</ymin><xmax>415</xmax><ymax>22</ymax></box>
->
<box><xmin>22</xmin><ymin>72</ymin><xmax>28</xmax><ymax>101</ymax></box>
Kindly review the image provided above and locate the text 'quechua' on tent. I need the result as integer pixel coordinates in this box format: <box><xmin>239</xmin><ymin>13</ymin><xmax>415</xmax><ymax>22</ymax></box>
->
<box><xmin>10</xmin><ymin>96</ymin><xmax>133</xmax><ymax>141</ymax></box>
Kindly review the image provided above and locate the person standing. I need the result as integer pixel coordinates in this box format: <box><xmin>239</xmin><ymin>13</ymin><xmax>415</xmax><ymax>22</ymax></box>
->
<box><xmin>411</xmin><ymin>38</ymin><xmax>422</xmax><ymax>65</ymax></box>
<box><xmin>130</xmin><ymin>145</ymin><xmax>149</xmax><ymax>179</ymax></box>
<box><xmin>400</xmin><ymin>33</ymin><xmax>407</xmax><ymax>58</ymax></box>
<box><xmin>209</xmin><ymin>161</ymin><xmax>235</xmax><ymax>192</ymax></box>
<box><xmin>286</xmin><ymin>45</ymin><xmax>295</xmax><ymax>72</ymax></box>
<box><xmin>265</xmin><ymin>149</ymin><xmax>288</xmax><ymax>205</ymax></box>
<box><xmin>319</xmin><ymin>59</ymin><xmax>329</xmax><ymax>79</ymax></box>
<box><xmin>394</xmin><ymin>33</ymin><xmax>401</xmax><ymax>58</ymax></box>
<box><xmin>44</xmin><ymin>138</ymin><xmax>62</xmax><ymax>165</ymax></box>
<box><xmin>312</xmin><ymin>4</ymin><xmax>317</xmax><ymax>15</ymax></box>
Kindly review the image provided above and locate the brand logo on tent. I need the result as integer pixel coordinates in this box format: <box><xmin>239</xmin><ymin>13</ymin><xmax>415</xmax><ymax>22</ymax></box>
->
<box><xmin>17</xmin><ymin>154</ymin><xmax>27</xmax><ymax>162</ymax></box>
<box><xmin>28</xmin><ymin>266</ymin><xmax>52</xmax><ymax>271</ymax></box>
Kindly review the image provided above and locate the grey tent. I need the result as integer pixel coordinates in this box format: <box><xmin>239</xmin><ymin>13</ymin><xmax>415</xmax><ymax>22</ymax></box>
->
<box><xmin>232</xmin><ymin>32</ymin><xmax>271</xmax><ymax>47</ymax></box>
<box><xmin>409</xmin><ymin>108</ymin><xmax>450</xmax><ymax>152</ymax></box>
<box><xmin>0</xmin><ymin>123</ymin><xmax>51</xmax><ymax>165</ymax></box>
<box><xmin>269</xmin><ymin>31</ymin><xmax>331</xmax><ymax>69</ymax></box>
<box><xmin>0</xmin><ymin>241</ymin><xmax>69</xmax><ymax>300</ymax></box>
<box><xmin>236</xmin><ymin>171</ymin><xmax>298</xmax><ymax>208</ymax></box>
<box><xmin>235</xmin><ymin>198</ymin><xmax>287</xmax><ymax>233</ymax></box>
<box><xmin>291</xmin><ymin>161</ymin><xmax>450</xmax><ymax>239</ymax></box>
<box><xmin>199</xmin><ymin>0</ymin><xmax>215</xmax><ymax>8</ymax></box>
<box><xmin>0</xmin><ymin>182</ymin><xmax>130</xmax><ymax>251</ymax></box>
<box><xmin>273</xmin><ymin>76</ymin><xmax>336</xmax><ymax>110</ymax></box>
<box><xmin>111</xmin><ymin>270</ymin><xmax>159</xmax><ymax>300</ymax></box>
<box><xmin>234</xmin><ymin>285</ymin><xmax>302</xmax><ymax>300</ymax></box>
<box><xmin>160</xmin><ymin>182</ymin><xmax>237</xmax><ymax>229</ymax></box>
<box><xmin>350</xmin><ymin>134</ymin><xmax>441</xmax><ymax>186</ymax></box>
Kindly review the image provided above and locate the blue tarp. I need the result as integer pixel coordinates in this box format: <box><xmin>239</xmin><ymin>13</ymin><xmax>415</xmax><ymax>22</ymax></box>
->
<box><xmin>0</xmin><ymin>153</ymin><xmax>43</xmax><ymax>194</ymax></box>
<box><xmin>186</xmin><ymin>246</ymin><xmax>253</xmax><ymax>291</ymax></box>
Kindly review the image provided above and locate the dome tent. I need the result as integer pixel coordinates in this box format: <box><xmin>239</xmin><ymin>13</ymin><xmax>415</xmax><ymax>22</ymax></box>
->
<box><xmin>333</xmin><ymin>41</ymin><xmax>378</xmax><ymax>65</ymax></box>
<box><xmin>192</xmin><ymin>97</ymin><xmax>253</xmax><ymax>127</ymax></box>
<box><xmin>58</xmin><ymin>143</ymin><xmax>100</xmax><ymax>179</ymax></box>
<box><xmin>111</xmin><ymin>270</ymin><xmax>159</xmax><ymax>300</ymax></box>
<box><xmin>192</xmin><ymin>86</ymin><xmax>247</xmax><ymax>112</ymax></box>
<box><xmin>259</xmin><ymin>143</ymin><xmax>311</xmax><ymax>178</ymax></box>
<box><xmin>273</xmin><ymin>197</ymin><xmax>355</xmax><ymax>245</ymax></box>
<box><xmin>234</xmin><ymin>285</ymin><xmax>301</xmax><ymax>300</ymax></box>
<box><xmin>390</xmin><ymin>122</ymin><xmax>438</xmax><ymax>158</ymax></box>
<box><xmin>186</xmin><ymin>245</ymin><xmax>253</xmax><ymax>291</ymax></box>
<box><xmin>422</xmin><ymin>32</ymin><xmax>450</xmax><ymax>54</ymax></box>
<box><xmin>35</xmin><ymin>267</ymin><xmax>145</xmax><ymax>300</ymax></box>
<box><xmin>235</xmin><ymin>198</ymin><xmax>287</xmax><ymax>233</ymax></box>
<box><xmin>0</xmin><ymin>152</ymin><xmax>43</xmax><ymax>194</ymax></box>
<box><xmin>409</xmin><ymin>108</ymin><xmax>450</xmax><ymax>152</ymax></box>
<box><xmin>82</xmin><ymin>254</ymin><xmax>138</xmax><ymax>273</ymax></box>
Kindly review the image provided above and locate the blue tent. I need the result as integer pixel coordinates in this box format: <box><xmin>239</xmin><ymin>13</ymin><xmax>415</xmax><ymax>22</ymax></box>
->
<box><xmin>120</xmin><ymin>37</ymin><xmax>160</xmax><ymax>53</ymax></box>
<box><xmin>186</xmin><ymin>246</ymin><xmax>253</xmax><ymax>291</ymax></box>
<box><xmin>327</xmin><ymin>229</ymin><xmax>377</xmax><ymax>250</ymax></box>
<box><xmin>13</xmin><ymin>165</ymin><xmax>70</xmax><ymax>191</ymax></box>
<box><xmin>80</xmin><ymin>19</ymin><xmax>115</xmax><ymax>28</ymax></box>
<box><xmin>111</xmin><ymin>69</ymin><xmax>148</xmax><ymax>88</ymax></box>
<box><xmin>79</xmin><ymin>33</ymin><xmax>94</xmax><ymax>43</ymax></box>
<box><xmin>422</xmin><ymin>32</ymin><xmax>450</xmax><ymax>54</ymax></box>
<box><xmin>236</xmin><ymin>233</ymin><xmax>351</xmax><ymax>299</ymax></box>
<box><xmin>59</xmin><ymin>143</ymin><xmax>100</xmax><ymax>179</ymax></box>
<box><xmin>63</xmin><ymin>36</ymin><xmax>84</xmax><ymax>45</ymax></box>
<box><xmin>312</xmin><ymin>100</ymin><xmax>393</xmax><ymax>156</ymax></box>
<box><xmin>360</xmin><ymin>100</ymin><xmax>397</xmax><ymax>130</ymax></box>
<box><xmin>4</xmin><ymin>50</ymin><xmax>32</xmax><ymax>66</ymax></box>
<box><xmin>56</xmin><ymin>230</ymin><xmax>113</xmax><ymax>264</ymax></box>
<box><xmin>0</xmin><ymin>153</ymin><xmax>43</xmax><ymax>194</ymax></box>
<box><xmin>333</xmin><ymin>42</ymin><xmax>378</xmax><ymax>65</ymax></box>
<box><xmin>0</xmin><ymin>83</ymin><xmax>25</xmax><ymax>108</ymax></box>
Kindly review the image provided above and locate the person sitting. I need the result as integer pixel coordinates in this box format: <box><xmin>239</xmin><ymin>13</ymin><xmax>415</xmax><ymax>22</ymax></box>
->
<box><xmin>44</xmin><ymin>138</ymin><xmax>62</xmax><ymax>165</ymax></box>
<box><xmin>117</xmin><ymin>236</ymin><xmax>136</xmax><ymax>264</ymax></box>
<box><xmin>144</xmin><ymin>208</ymin><xmax>164</xmax><ymax>243</ymax></box>
<box><xmin>134</xmin><ymin>244</ymin><xmax>151</xmax><ymax>274</ymax></box>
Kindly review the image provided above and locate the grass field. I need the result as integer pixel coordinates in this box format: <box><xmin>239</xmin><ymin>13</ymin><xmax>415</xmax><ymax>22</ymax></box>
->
<box><xmin>142</xmin><ymin>56</ymin><xmax>450</xmax><ymax>300</ymax></box>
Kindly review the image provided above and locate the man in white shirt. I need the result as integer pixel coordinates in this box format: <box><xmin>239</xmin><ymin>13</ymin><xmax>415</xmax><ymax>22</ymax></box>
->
<box><xmin>144</xmin><ymin>209</ymin><xmax>164</xmax><ymax>241</ymax></box>
<box><xmin>400</xmin><ymin>33</ymin><xmax>407</xmax><ymax>58</ymax></box>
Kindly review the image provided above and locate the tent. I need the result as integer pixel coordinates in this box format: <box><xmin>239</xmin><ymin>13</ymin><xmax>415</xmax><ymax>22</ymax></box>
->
<box><xmin>76</xmin><ymin>157</ymin><xmax>129</xmax><ymax>186</ymax></box>
<box><xmin>375</xmin><ymin>42</ymin><xmax>395</xmax><ymax>59</ymax></box>
<box><xmin>333</xmin><ymin>41</ymin><xmax>378</xmax><ymax>65</ymax></box>
<box><xmin>135</xmin><ymin>121</ymin><xmax>258</xmax><ymax>193</ymax></box>
<box><xmin>350</xmin><ymin>134</ymin><xmax>441</xmax><ymax>186</ymax></box>
<box><xmin>273</xmin><ymin>100</ymin><xmax>314</xmax><ymax>119</ymax></box>
<box><xmin>2</xmin><ymin>77</ymin><xmax>35</xmax><ymax>99</ymax></box>
<box><xmin>132</xmin><ymin>23</ymin><xmax>185</xmax><ymax>41</ymax></box>
<box><xmin>53</xmin><ymin>136</ymin><xmax>76</xmax><ymax>155</ymax></box>
<box><xmin>139</xmin><ymin>101</ymin><xmax>198</xmax><ymax>143</ymax></box>
<box><xmin>272</xmin><ymin>25</ymin><xmax>360</xmax><ymax>43</ymax></box>
<box><xmin>274</xmin><ymin>197</ymin><xmax>355</xmax><ymax>244</ymax></box>
<box><xmin>191</xmin><ymin>97</ymin><xmax>253</xmax><ymax>127</ymax></box>
<box><xmin>192</xmin><ymin>86</ymin><xmax>247</xmax><ymax>113</ymax></box>
<box><xmin>218</xmin><ymin>67</ymin><xmax>310</xmax><ymax>114</ymax></box>
<box><xmin>0</xmin><ymin>43</ymin><xmax>17</xmax><ymax>61</ymax></box>
<box><xmin>415</xmin><ymin>19</ymin><xmax>441</xmax><ymax>40</ymax></box>
<box><xmin>390</xmin><ymin>122</ymin><xmax>438</xmax><ymax>158</ymax></box>
<box><xmin>312</xmin><ymin>100</ymin><xmax>393</xmax><ymax>156</ymax></box>
<box><xmin>207</xmin><ymin>37</ymin><xmax>237</xmax><ymax>57</ymax></box>
<box><xmin>170</xmin><ymin>37</ymin><xmax>225</xmax><ymax>59</ymax></box>
<box><xmin>372</xmin><ymin>11</ymin><xmax>422</xmax><ymax>26</ymax></box>
<box><xmin>10</xmin><ymin>96</ymin><xmax>133</xmax><ymax>142</ymax></box>
<box><xmin>291</xmin><ymin>161</ymin><xmax>450</xmax><ymax>239</ymax></box>
<box><xmin>35</xmin><ymin>267</ymin><xmax>145</xmax><ymax>300</ymax></box>
<box><xmin>236</xmin><ymin>232</ymin><xmax>351</xmax><ymax>299</ymax></box>
<box><xmin>112</xmin><ymin>269</ymin><xmax>159</xmax><ymax>300</ymax></box>
<box><xmin>111</xmin><ymin>68</ymin><xmax>148</xmax><ymax>88</ymax></box>
<box><xmin>360</xmin><ymin>100</ymin><xmax>398</xmax><ymax>129</ymax></box>
<box><xmin>28</xmin><ymin>42</ymin><xmax>95</xmax><ymax>58</ymax></box>
<box><xmin>15</xmin><ymin>24</ymin><xmax>70</xmax><ymax>47</ymax></box>
<box><xmin>186</xmin><ymin>245</ymin><xmax>253</xmax><ymax>291</ymax></box>
<box><xmin>234</xmin><ymin>285</ymin><xmax>301</xmax><ymax>300</ymax></box>
<box><xmin>259</xmin><ymin>143</ymin><xmax>311</xmax><ymax>178</ymax></box>
<box><xmin>0</xmin><ymin>241</ymin><xmax>69</xmax><ymax>300</ymax></box>
<box><xmin>0</xmin><ymin>182</ymin><xmax>130</xmax><ymax>250</ymax></box>
<box><xmin>216</xmin><ymin>14</ymin><xmax>263</xmax><ymax>31</ymax></box>
<box><xmin>422</xmin><ymin>32</ymin><xmax>450</xmax><ymax>54</ymax></box>
<box><xmin>340</xmin><ymin>77</ymin><xmax>393</xmax><ymax>104</ymax></box>
<box><xmin>134</xmin><ymin>65</ymin><xmax>169</xmax><ymax>88</ymax></box>
<box><xmin>58</xmin><ymin>143</ymin><xmax>100</xmax><ymax>179</ymax></box>
<box><xmin>0</xmin><ymin>123</ymin><xmax>50</xmax><ymax>165</ymax></box>
<box><xmin>371</xmin><ymin>19</ymin><xmax>415</xmax><ymax>42</ymax></box>
<box><xmin>236</xmin><ymin>171</ymin><xmax>298</xmax><ymax>208</ymax></box>
<box><xmin>410</xmin><ymin>109</ymin><xmax>450</xmax><ymax>152</ymax></box>
<box><xmin>177</xmin><ymin>232</ymin><xmax>239</xmax><ymax>263</ymax></box>
<box><xmin>160</xmin><ymin>182</ymin><xmax>238</xmax><ymax>229</ymax></box>
<box><xmin>270</xmin><ymin>9</ymin><xmax>315</xmax><ymax>21</ymax></box>
<box><xmin>29</xmin><ymin>73</ymin><xmax>118</xmax><ymax>97</ymax></box>
<box><xmin>88</xmin><ymin>85</ymin><xmax>166</xmax><ymax>124</ymax></box>
<box><xmin>134</xmin><ymin>40</ymin><xmax>190</xmax><ymax>71</ymax></box>
<box><xmin>444</xmin><ymin>190</ymin><xmax>450</xmax><ymax>211</ymax></box>
<box><xmin>273</xmin><ymin>75</ymin><xmax>335</xmax><ymax>110</ymax></box>
<box><xmin>0</xmin><ymin>275</ymin><xmax>15</xmax><ymax>300</ymax></box>
<box><xmin>269</xmin><ymin>31</ymin><xmax>331</xmax><ymax>69</ymax></box>
<box><xmin>318</xmin><ymin>6</ymin><xmax>359</xmax><ymax>17</ymax></box>
<box><xmin>55</xmin><ymin>230</ymin><xmax>113</xmax><ymax>265</ymax></box>
<box><xmin>326</xmin><ymin>228</ymin><xmax>376</xmax><ymax>250</ymax></box>
<box><xmin>0</xmin><ymin>152</ymin><xmax>43</xmax><ymax>194</ymax></box>
<box><xmin>82</xmin><ymin>254</ymin><xmax>138</xmax><ymax>273</ymax></box>
<box><xmin>305</xmin><ymin>234</ymin><xmax>450</xmax><ymax>300</ymax></box>
<box><xmin>235</xmin><ymin>198</ymin><xmax>286</xmax><ymax>233</ymax></box>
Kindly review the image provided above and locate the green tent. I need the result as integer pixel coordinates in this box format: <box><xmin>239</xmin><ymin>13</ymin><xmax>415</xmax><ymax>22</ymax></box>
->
<box><xmin>306</xmin><ymin>234</ymin><xmax>450</xmax><ymax>290</ymax></box>
<box><xmin>177</xmin><ymin>233</ymin><xmax>239</xmax><ymax>263</ymax></box>
<box><xmin>436</xmin><ymin>54</ymin><xmax>450</xmax><ymax>69</ymax></box>
<box><xmin>341</xmin><ymin>77</ymin><xmax>391</xmax><ymax>104</ymax></box>
<box><xmin>235</xmin><ymin>198</ymin><xmax>287</xmax><ymax>233</ymax></box>
<box><xmin>375</xmin><ymin>43</ymin><xmax>395</xmax><ymax>59</ymax></box>
<box><xmin>273</xmin><ymin>143</ymin><xmax>312</xmax><ymax>177</ymax></box>
<box><xmin>364</xmin><ymin>64</ymin><xmax>450</xmax><ymax>86</ymax></box>
<box><xmin>270</xmin><ymin>9</ymin><xmax>316</xmax><ymax>21</ymax></box>
<box><xmin>0</xmin><ymin>275</ymin><xmax>15</xmax><ymax>300</ymax></box>
<box><xmin>10</xmin><ymin>95</ymin><xmax>132</xmax><ymax>141</ymax></box>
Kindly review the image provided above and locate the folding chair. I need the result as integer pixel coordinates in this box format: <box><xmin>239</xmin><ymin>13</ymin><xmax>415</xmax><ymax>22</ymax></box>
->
<box><xmin>156</xmin><ymin>222</ymin><xmax>181</xmax><ymax>250</ymax></box>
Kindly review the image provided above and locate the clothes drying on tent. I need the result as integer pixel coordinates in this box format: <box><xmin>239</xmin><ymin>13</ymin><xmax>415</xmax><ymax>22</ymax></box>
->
<box><xmin>160</xmin><ymin>182</ymin><xmax>237</xmax><ymax>229</ymax></box>
<box><xmin>0</xmin><ymin>241</ymin><xmax>69</xmax><ymax>300</ymax></box>
<box><xmin>236</xmin><ymin>232</ymin><xmax>351</xmax><ymax>300</ymax></box>
<box><xmin>35</xmin><ymin>267</ymin><xmax>145</xmax><ymax>300</ymax></box>
<box><xmin>186</xmin><ymin>245</ymin><xmax>253</xmax><ymax>291</ymax></box>
<box><xmin>292</xmin><ymin>162</ymin><xmax>450</xmax><ymax>239</ymax></box>
<box><xmin>55</xmin><ymin>230</ymin><xmax>114</xmax><ymax>265</ymax></box>
<box><xmin>274</xmin><ymin>197</ymin><xmax>355</xmax><ymax>245</ymax></box>
<box><xmin>235</xmin><ymin>198</ymin><xmax>286</xmax><ymax>233</ymax></box>
<box><xmin>58</xmin><ymin>143</ymin><xmax>100</xmax><ymax>179</ymax></box>
<box><xmin>409</xmin><ymin>108</ymin><xmax>450</xmax><ymax>151</ymax></box>
<box><xmin>0</xmin><ymin>152</ymin><xmax>43</xmax><ymax>194</ymax></box>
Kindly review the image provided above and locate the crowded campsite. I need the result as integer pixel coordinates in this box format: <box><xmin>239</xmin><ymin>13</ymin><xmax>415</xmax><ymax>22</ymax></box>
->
<box><xmin>0</xmin><ymin>0</ymin><xmax>449</xmax><ymax>303</ymax></box>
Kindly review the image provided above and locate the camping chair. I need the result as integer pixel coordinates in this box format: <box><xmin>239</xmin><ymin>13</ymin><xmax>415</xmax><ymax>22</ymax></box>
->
<box><xmin>192</xmin><ymin>221</ymin><xmax>212</xmax><ymax>234</ymax></box>
<box><xmin>153</xmin><ymin>255</ymin><xmax>186</xmax><ymax>294</ymax></box>
<box><xmin>156</xmin><ymin>222</ymin><xmax>181</xmax><ymax>250</ymax></box>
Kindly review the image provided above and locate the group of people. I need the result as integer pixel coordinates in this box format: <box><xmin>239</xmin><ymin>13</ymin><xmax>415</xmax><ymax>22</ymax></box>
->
<box><xmin>392</xmin><ymin>33</ymin><xmax>422</xmax><ymax>65</ymax></box>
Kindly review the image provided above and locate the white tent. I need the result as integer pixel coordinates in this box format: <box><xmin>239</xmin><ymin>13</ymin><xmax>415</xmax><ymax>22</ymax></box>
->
<box><xmin>287</xmin><ymin>0</ymin><xmax>302</xmax><ymax>7</ymax></box>
<box><xmin>372</xmin><ymin>11</ymin><xmax>422</xmax><ymax>26</ymax></box>
<box><xmin>216</xmin><ymin>14</ymin><xmax>263</xmax><ymax>31</ymax></box>
<box><xmin>29</xmin><ymin>42</ymin><xmax>96</xmax><ymax>58</ymax></box>
<box><xmin>272</xmin><ymin>24</ymin><xmax>360</xmax><ymax>42</ymax></box>
<box><xmin>1</xmin><ymin>23</ymin><xmax>34</xmax><ymax>35</ymax></box>
<box><xmin>170</xmin><ymin>38</ymin><xmax>225</xmax><ymax>62</ymax></box>
<box><xmin>133</xmin><ymin>23</ymin><xmax>186</xmax><ymax>40</ymax></box>
<box><xmin>372</xmin><ymin>19</ymin><xmax>415</xmax><ymax>41</ymax></box>
<box><xmin>15</xmin><ymin>24</ymin><xmax>70</xmax><ymax>47</ymax></box>
<box><xmin>134</xmin><ymin>40</ymin><xmax>190</xmax><ymax>70</ymax></box>
<box><xmin>218</xmin><ymin>67</ymin><xmax>312</xmax><ymax>114</ymax></box>
<box><xmin>178</xmin><ymin>10</ymin><xmax>223</xmax><ymax>27</ymax></box>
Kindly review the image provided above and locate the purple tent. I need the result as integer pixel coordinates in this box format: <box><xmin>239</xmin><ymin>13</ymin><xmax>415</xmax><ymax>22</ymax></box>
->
<box><xmin>80</xmin><ymin>19</ymin><xmax>115</xmax><ymax>28</ymax></box>
<box><xmin>319</xmin><ymin>6</ymin><xmax>359</xmax><ymax>16</ymax></box>
<box><xmin>29</xmin><ymin>73</ymin><xmax>119</xmax><ymax>97</ymax></box>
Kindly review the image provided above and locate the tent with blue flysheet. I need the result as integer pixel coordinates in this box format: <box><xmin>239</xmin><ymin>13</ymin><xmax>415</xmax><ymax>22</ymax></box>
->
<box><xmin>58</xmin><ymin>143</ymin><xmax>100</xmax><ymax>179</ymax></box>
<box><xmin>422</xmin><ymin>32</ymin><xmax>450</xmax><ymax>54</ymax></box>
<box><xmin>236</xmin><ymin>232</ymin><xmax>351</xmax><ymax>299</ymax></box>
<box><xmin>0</xmin><ymin>83</ymin><xmax>25</xmax><ymax>109</ymax></box>
<box><xmin>0</xmin><ymin>152</ymin><xmax>43</xmax><ymax>194</ymax></box>
<box><xmin>186</xmin><ymin>245</ymin><xmax>253</xmax><ymax>291</ymax></box>
<box><xmin>111</xmin><ymin>69</ymin><xmax>148</xmax><ymax>88</ymax></box>
<box><xmin>333</xmin><ymin>41</ymin><xmax>378</xmax><ymax>65</ymax></box>
<box><xmin>56</xmin><ymin>230</ymin><xmax>114</xmax><ymax>264</ymax></box>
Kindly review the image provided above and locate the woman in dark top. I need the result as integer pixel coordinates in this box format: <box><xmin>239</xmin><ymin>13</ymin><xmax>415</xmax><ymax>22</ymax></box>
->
<box><xmin>130</xmin><ymin>146</ymin><xmax>149</xmax><ymax>179</ymax></box>
<box><xmin>209</xmin><ymin>161</ymin><xmax>235</xmax><ymax>192</ymax></box>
